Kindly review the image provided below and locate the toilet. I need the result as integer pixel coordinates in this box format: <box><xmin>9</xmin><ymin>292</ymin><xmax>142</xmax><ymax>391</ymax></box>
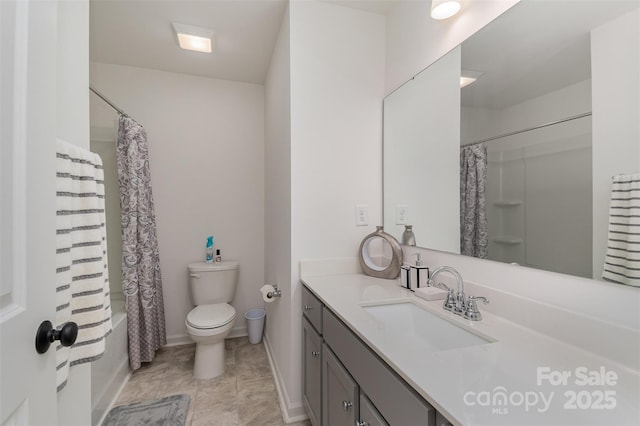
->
<box><xmin>186</xmin><ymin>261</ymin><xmax>239</xmax><ymax>379</ymax></box>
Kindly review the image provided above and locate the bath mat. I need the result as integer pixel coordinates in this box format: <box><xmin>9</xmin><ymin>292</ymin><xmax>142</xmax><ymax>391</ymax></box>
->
<box><xmin>102</xmin><ymin>394</ymin><xmax>190</xmax><ymax>426</ymax></box>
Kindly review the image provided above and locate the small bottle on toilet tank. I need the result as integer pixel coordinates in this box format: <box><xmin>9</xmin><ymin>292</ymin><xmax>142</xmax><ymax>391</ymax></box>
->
<box><xmin>205</xmin><ymin>236</ymin><xmax>214</xmax><ymax>263</ymax></box>
<box><xmin>215</xmin><ymin>249</ymin><xmax>222</xmax><ymax>262</ymax></box>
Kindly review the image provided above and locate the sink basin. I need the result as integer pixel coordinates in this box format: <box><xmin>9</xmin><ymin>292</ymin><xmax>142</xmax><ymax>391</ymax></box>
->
<box><xmin>361</xmin><ymin>301</ymin><xmax>492</xmax><ymax>352</ymax></box>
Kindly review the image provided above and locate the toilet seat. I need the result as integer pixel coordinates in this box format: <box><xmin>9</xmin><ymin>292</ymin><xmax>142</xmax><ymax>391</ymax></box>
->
<box><xmin>187</xmin><ymin>303</ymin><xmax>236</xmax><ymax>330</ymax></box>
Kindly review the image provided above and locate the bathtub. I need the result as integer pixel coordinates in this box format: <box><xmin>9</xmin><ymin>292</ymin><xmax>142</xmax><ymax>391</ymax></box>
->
<box><xmin>91</xmin><ymin>298</ymin><xmax>130</xmax><ymax>425</ymax></box>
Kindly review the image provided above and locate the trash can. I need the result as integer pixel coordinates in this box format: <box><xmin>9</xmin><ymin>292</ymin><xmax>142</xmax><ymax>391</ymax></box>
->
<box><xmin>245</xmin><ymin>308</ymin><xmax>266</xmax><ymax>344</ymax></box>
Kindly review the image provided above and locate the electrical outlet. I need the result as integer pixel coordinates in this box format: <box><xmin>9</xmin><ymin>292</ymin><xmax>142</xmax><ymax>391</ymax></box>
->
<box><xmin>355</xmin><ymin>205</ymin><xmax>369</xmax><ymax>226</ymax></box>
<box><xmin>396</xmin><ymin>205</ymin><xmax>408</xmax><ymax>225</ymax></box>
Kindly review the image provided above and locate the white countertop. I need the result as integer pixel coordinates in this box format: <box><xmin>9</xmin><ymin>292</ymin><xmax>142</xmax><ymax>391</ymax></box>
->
<box><xmin>301</xmin><ymin>273</ymin><xmax>640</xmax><ymax>426</ymax></box>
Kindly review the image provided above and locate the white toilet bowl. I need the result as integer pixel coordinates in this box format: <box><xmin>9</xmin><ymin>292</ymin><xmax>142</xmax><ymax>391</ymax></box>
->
<box><xmin>185</xmin><ymin>303</ymin><xmax>236</xmax><ymax>379</ymax></box>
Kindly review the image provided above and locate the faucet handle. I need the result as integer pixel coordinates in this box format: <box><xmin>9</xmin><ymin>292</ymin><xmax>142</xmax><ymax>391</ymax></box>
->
<box><xmin>436</xmin><ymin>284</ymin><xmax>456</xmax><ymax>312</ymax></box>
<box><xmin>424</xmin><ymin>281</ymin><xmax>455</xmax><ymax>310</ymax></box>
<box><xmin>469</xmin><ymin>296</ymin><xmax>489</xmax><ymax>304</ymax></box>
<box><xmin>464</xmin><ymin>296</ymin><xmax>489</xmax><ymax>321</ymax></box>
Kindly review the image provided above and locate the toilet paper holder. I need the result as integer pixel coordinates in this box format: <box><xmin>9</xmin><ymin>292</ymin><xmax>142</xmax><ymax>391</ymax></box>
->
<box><xmin>266</xmin><ymin>283</ymin><xmax>281</xmax><ymax>299</ymax></box>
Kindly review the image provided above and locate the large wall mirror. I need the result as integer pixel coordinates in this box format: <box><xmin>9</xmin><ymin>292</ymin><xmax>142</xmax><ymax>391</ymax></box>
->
<box><xmin>384</xmin><ymin>0</ymin><xmax>640</xmax><ymax>283</ymax></box>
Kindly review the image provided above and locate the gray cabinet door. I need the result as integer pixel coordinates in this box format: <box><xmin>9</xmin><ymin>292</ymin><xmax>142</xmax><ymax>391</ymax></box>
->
<box><xmin>359</xmin><ymin>393</ymin><xmax>389</xmax><ymax>426</ymax></box>
<box><xmin>303</xmin><ymin>318</ymin><xmax>322</xmax><ymax>426</ymax></box>
<box><xmin>322</xmin><ymin>344</ymin><xmax>358</xmax><ymax>426</ymax></box>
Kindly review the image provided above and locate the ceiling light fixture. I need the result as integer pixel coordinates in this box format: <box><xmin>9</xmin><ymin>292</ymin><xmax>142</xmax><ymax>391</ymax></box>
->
<box><xmin>172</xmin><ymin>22</ymin><xmax>214</xmax><ymax>53</ymax></box>
<box><xmin>430</xmin><ymin>0</ymin><xmax>461</xmax><ymax>20</ymax></box>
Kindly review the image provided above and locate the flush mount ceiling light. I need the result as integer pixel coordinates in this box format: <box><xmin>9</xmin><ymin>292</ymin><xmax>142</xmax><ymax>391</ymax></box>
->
<box><xmin>172</xmin><ymin>22</ymin><xmax>214</xmax><ymax>53</ymax></box>
<box><xmin>431</xmin><ymin>0</ymin><xmax>461</xmax><ymax>20</ymax></box>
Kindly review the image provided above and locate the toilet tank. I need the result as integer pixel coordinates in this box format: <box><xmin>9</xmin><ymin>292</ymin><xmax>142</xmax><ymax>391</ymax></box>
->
<box><xmin>188</xmin><ymin>261</ymin><xmax>239</xmax><ymax>305</ymax></box>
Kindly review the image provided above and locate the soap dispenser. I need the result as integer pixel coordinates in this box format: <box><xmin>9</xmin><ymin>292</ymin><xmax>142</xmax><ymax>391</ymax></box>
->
<box><xmin>400</xmin><ymin>264</ymin><xmax>411</xmax><ymax>290</ymax></box>
<box><xmin>410</xmin><ymin>253</ymin><xmax>429</xmax><ymax>288</ymax></box>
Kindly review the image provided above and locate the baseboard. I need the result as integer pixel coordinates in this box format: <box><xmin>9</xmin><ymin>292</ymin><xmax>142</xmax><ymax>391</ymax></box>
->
<box><xmin>228</xmin><ymin>325</ymin><xmax>247</xmax><ymax>339</ymax></box>
<box><xmin>164</xmin><ymin>333</ymin><xmax>193</xmax><ymax>347</ymax></box>
<box><xmin>263</xmin><ymin>335</ymin><xmax>308</xmax><ymax>423</ymax></box>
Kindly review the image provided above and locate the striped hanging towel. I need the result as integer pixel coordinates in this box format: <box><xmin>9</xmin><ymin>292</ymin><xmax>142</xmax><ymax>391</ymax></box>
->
<box><xmin>55</xmin><ymin>139</ymin><xmax>112</xmax><ymax>392</ymax></box>
<box><xmin>602</xmin><ymin>173</ymin><xmax>640</xmax><ymax>287</ymax></box>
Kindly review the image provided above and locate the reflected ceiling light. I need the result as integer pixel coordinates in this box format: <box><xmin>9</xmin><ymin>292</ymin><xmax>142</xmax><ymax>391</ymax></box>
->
<box><xmin>430</xmin><ymin>0</ymin><xmax>461</xmax><ymax>20</ymax></box>
<box><xmin>460</xmin><ymin>76</ymin><xmax>477</xmax><ymax>88</ymax></box>
<box><xmin>460</xmin><ymin>70</ymin><xmax>483</xmax><ymax>88</ymax></box>
<box><xmin>172</xmin><ymin>22</ymin><xmax>214</xmax><ymax>53</ymax></box>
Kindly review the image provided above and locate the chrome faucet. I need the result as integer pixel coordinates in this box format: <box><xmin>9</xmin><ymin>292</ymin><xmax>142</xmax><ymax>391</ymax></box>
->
<box><xmin>426</xmin><ymin>266</ymin><xmax>490</xmax><ymax>320</ymax></box>
<box><xmin>427</xmin><ymin>266</ymin><xmax>466</xmax><ymax>315</ymax></box>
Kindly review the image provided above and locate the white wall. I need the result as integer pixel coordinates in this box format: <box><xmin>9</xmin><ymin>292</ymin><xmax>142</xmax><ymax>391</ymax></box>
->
<box><xmin>591</xmin><ymin>8</ymin><xmax>640</xmax><ymax>278</ymax></box>
<box><xmin>290</xmin><ymin>1</ymin><xmax>385</xmax><ymax>262</ymax></box>
<box><xmin>385</xmin><ymin>0</ymin><xmax>520</xmax><ymax>94</ymax></box>
<box><xmin>264</xmin><ymin>3</ymin><xmax>296</xmax><ymax>418</ymax></box>
<box><xmin>263</xmin><ymin>1</ymin><xmax>386</xmax><ymax>420</ymax></box>
<box><xmin>90</xmin><ymin>63</ymin><xmax>265</xmax><ymax>343</ymax></box>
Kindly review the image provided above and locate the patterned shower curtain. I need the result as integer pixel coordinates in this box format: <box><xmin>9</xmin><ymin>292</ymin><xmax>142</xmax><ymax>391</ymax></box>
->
<box><xmin>117</xmin><ymin>115</ymin><xmax>167</xmax><ymax>370</ymax></box>
<box><xmin>460</xmin><ymin>143</ymin><xmax>488</xmax><ymax>259</ymax></box>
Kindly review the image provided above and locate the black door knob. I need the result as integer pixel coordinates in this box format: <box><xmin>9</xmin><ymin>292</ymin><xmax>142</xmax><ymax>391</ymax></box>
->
<box><xmin>35</xmin><ymin>320</ymin><xmax>78</xmax><ymax>354</ymax></box>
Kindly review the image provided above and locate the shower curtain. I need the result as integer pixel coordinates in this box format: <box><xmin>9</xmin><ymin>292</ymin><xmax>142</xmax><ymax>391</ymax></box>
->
<box><xmin>118</xmin><ymin>115</ymin><xmax>166</xmax><ymax>370</ymax></box>
<box><xmin>460</xmin><ymin>143</ymin><xmax>488</xmax><ymax>259</ymax></box>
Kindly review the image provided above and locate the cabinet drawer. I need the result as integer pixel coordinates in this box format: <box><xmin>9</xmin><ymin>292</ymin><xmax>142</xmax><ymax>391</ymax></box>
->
<box><xmin>323</xmin><ymin>308</ymin><xmax>435</xmax><ymax>426</ymax></box>
<box><xmin>302</xmin><ymin>285</ymin><xmax>323</xmax><ymax>333</ymax></box>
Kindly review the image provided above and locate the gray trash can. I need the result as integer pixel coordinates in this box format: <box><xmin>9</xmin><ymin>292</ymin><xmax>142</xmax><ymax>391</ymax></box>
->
<box><xmin>245</xmin><ymin>308</ymin><xmax>266</xmax><ymax>344</ymax></box>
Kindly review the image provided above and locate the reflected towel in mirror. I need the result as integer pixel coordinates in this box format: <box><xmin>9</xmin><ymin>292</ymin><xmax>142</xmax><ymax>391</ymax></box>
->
<box><xmin>602</xmin><ymin>173</ymin><xmax>640</xmax><ymax>287</ymax></box>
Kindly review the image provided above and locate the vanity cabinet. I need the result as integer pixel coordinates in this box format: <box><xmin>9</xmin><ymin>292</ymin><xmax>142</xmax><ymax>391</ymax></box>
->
<box><xmin>322</xmin><ymin>344</ymin><xmax>358</xmax><ymax>426</ymax></box>
<box><xmin>302</xmin><ymin>284</ymin><xmax>440</xmax><ymax>426</ymax></box>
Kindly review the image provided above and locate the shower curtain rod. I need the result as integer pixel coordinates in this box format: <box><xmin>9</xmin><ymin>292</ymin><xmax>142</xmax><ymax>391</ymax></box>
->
<box><xmin>462</xmin><ymin>112</ymin><xmax>592</xmax><ymax>147</ymax></box>
<box><xmin>89</xmin><ymin>85</ymin><xmax>128</xmax><ymax>117</ymax></box>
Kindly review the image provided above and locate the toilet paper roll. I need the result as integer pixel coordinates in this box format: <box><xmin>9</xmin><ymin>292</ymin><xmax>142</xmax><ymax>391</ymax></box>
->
<box><xmin>261</xmin><ymin>284</ymin><xmax>276</xmax><ymax>302</ymax></box>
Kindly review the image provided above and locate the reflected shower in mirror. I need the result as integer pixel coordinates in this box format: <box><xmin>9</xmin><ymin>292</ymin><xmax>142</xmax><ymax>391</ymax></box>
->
<box><xmin>383</xmin><ymin>0</ymin><xmax>640</xmax><ymax>281</ymax></box>
<box><xmin>470</xmin><ymin>114</ymin><xmax>592</xmax><ymax>278</ymax></box>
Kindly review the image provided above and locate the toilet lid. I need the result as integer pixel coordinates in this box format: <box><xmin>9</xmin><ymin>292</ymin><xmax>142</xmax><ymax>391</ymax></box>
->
<box><xmin>187</xmin><ymin>304</ymin><xmax>236</xmax><ymax>329</ymax></box>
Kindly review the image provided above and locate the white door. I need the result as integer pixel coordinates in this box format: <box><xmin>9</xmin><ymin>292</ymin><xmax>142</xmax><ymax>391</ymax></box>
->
<box><xmin>1</xmin><ymin>0</ymin><xmax>60</xmax><ymax>424</ymax></box>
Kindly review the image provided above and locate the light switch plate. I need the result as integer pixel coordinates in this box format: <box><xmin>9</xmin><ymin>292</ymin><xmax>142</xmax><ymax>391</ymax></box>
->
<box><xmin>355</xmin><ymin>204</ymin><xmax>368</xmax><ymax>226</ymax></box>
<box><xmin>396</xmin><ymin>205</ymin><xmax>408</xmax><ymax>225</ymax></box>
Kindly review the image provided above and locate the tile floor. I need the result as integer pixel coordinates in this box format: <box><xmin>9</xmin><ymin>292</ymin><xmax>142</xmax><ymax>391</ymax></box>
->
<box><xmin>113</xmin><ymin>337</ymin><xmax>311</xmax><ymax>426</ymax></box>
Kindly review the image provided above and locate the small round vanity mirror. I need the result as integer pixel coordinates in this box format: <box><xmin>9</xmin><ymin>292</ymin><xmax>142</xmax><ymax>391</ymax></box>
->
<box><xmin>359</xmin><ymin>226</ymin><xmax>402</xmax><ymax>279</ymax></box>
